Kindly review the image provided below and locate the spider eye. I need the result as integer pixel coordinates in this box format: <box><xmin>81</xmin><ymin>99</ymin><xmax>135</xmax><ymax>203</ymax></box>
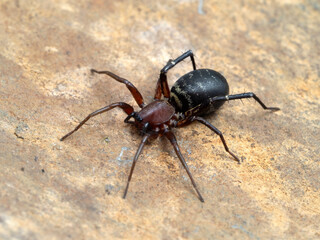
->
<box><xmin>134</xmin><ymin>113</ymin><xmax>143</xmax><ymax>122</ymax></box>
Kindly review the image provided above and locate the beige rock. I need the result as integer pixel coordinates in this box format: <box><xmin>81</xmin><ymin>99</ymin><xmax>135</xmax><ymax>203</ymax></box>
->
<box><xmin>0</xmin><ymin>0</ymin><xmax>319</xmax><ymax>239</ymax></box>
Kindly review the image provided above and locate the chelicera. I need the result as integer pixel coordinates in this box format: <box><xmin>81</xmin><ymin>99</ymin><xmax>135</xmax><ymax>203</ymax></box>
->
<box><xmin>60</xmin><ymin>50</ymin><xmax>279</xmax><ymax>202</ymax></box>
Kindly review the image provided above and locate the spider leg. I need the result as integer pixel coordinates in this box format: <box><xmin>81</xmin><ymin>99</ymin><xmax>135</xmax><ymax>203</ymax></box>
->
<box><xmin>154</xmin><ymin>50</ymin><xmax>197</xmax><ymax>100</ymax></box>
<box><xmin>91</xmin><ymin>69</ymin><xmax>145</xmax><ymax>108</ymax></box>
<box><xmin>190</xmin><ymin>116</ymin><xmax>241</xmax><ymax>164</ymax></box>
<box><xmin>183</xmin><ymin>92</ymin><xmax>280</xmax><ymax>118</ymax></box>
<box><xmin>211</xmin><ymin>92</ymin><xmax>280</xmax><ymax>111</ymax></box>
<box><xmin>164</xmin><ymin>130</ymin><xmax>204</xmax><ymax>202</ymax></box>
<box><xmin>60</xmin><ymin>102</ymin><xmax>134</xmax><ymax>141</ymax></box>
<box><xmin>123</xmin><ymin>134</ymin><xmax>151</xmax><ymax>199</ymax></box>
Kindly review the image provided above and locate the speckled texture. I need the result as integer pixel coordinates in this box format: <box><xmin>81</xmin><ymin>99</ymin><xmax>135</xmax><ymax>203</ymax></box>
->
<box><xmin>0</xmin><ymin>0</ymin><xmax>319</xmax><ymax>239</ymax></box>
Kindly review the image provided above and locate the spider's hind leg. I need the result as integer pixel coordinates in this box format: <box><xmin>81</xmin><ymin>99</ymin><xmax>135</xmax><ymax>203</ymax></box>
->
<box><xmin>154</xmin><ymin>50</ymin><xmax>197</xmax><ymax>100</ymax></box>
<box><xmin>212</xmin><ymin>92</ymin><xmax>280</xmax><ymax>111</ymax></box>
<box><xmin>190</xmin><ymin>116</ymin><xmax>241</xmax><ymax>164</ymax></box>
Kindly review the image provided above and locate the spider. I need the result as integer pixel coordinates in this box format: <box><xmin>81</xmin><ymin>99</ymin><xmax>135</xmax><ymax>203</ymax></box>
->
<box><xmin>60</xmin><ymin>50</ymin><xmax>279</xmax><ymax>202</ymax></box>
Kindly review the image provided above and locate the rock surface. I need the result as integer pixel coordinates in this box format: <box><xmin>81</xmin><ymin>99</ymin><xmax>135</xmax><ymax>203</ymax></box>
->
<box><xmin>0</xmin><ymin>0</ymin><xmax>319</xmax><ymax>239</ymax></box>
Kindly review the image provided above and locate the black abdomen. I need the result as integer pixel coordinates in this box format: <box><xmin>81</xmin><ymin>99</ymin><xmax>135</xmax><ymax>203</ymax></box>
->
<box><xmin>170</xmin><ymin>69</ymin><xmax>229</xmax><ymax>115</ymax></box>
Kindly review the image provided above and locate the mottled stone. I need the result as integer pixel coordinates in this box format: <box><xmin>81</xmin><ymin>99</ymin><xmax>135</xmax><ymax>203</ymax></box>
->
<box><xmin>0</xmin><ymin>0</ymin><xmax>319</xmax><ymax>239</ymax></box>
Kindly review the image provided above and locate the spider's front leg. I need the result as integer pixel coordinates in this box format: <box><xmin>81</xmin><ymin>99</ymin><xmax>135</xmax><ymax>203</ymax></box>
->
<box><xmin>154</xmin><ymin>50</ymin><xmax>197</xmax><ymax>100</ymax></box>
<box><xmin>60</xmin><ymin>102</ymin><xmax>134</xmax><ymax>141</ymax></box>
<box><xmin>123</xmin><ymin>134</ymin><xmax>151</xmax><ymax>199</ymax></box>
<box><xmin>91</xmin><ymin>69</ymin><xmax>145</xmax><ymax>108</ymax></box>
<box><xmin>164</xmin><ymin>130</ymin><xmax>204</xmax><ymax>202</ymax></box>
